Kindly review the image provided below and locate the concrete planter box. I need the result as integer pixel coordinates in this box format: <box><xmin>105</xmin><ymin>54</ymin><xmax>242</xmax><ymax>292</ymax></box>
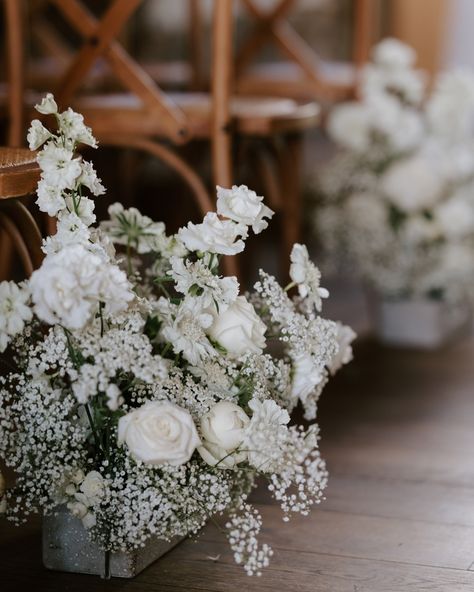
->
<box><xmin>372</xmin><ymin>297</ymin><xmax>470</xmax><ymax>349</ymax></box>
<box><xmin>43</xmin><ymin>507</ymin><xmax>183</xmax><ymax>578</ymax></box>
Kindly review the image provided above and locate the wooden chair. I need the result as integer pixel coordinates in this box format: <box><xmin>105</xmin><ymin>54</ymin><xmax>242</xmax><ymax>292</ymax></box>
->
<box><xmin>234</xmin><ymin>0</ymin><xmax>376</xmax><ymax>102</ymax></box>
<box><xmin>31</xmin><ymin>0</ymin><xmax>320</xmax><ymax>270</ymax></box>
<box><xmin>0</xmin><ymin>147</ymin><xmax>43</xmax><ymax>279</ymax></box>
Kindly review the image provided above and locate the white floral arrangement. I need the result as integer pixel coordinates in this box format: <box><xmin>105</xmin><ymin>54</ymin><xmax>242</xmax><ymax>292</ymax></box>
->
<box><xmin>316</xmin><ymin>38</ymin><xmax>474</xmax><ymax>301</ymax></box>
<box><xmin>0</xmin><ymin>95</ymin><xmax>355</xmax><ymax>576</ymax></box>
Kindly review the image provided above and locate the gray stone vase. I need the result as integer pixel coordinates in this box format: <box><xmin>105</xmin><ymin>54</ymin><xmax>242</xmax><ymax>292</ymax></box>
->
<box><xmin>43</xmin><ymin>507</ymin><xmax>183</xmax><ymax>578</ymax></box>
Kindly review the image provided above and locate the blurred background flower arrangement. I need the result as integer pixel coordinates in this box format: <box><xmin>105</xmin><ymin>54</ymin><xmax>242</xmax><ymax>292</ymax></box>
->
<box><xmin>0</xmin><ymin>96</ymin><xmax>355</xmax><ymax>578</ymax></box>
<box><xmin>315</xmin><ymin>38</ymin><xmax>474</xmax><ymax>310</ymax></box>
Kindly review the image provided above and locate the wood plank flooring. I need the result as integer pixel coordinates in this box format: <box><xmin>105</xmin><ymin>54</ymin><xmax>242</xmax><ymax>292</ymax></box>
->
<box><xmin>2</xmin><ymin>335</ymin><xmax>474</xmax><ymax>591</ymax></box>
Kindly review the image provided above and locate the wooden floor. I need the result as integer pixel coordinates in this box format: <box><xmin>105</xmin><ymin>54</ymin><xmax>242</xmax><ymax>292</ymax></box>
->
<box><xmin>2</xmin><ymin>334</ymin><xmax>474</xmax><ymax>591</ymax></box>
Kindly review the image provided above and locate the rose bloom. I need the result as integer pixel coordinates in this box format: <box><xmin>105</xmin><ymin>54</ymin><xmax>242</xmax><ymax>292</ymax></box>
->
<box><xmin>198</xmin><ymin>401</ymin><xmax>250</xmax><ymax>468</ymax></box>
<box><xmin>118</xmin><ymin>401</ymin><xmax>201</xmax><ymax>466</ymax></box>
<box><xmin>207</xmin><ymin>296</ymin><xmax>266</xmax><ymax>358</ymax></box>
<box><xmin>216</xmin><ymin>185</ymin><xmax>274</xmax><ymax>234</ymax></box>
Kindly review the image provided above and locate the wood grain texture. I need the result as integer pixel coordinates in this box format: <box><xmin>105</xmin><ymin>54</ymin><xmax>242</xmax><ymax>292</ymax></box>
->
<box><xmin>2</xmin><ymin>334</ymin><xmax>474</xmax><ymax>590</ymax></box>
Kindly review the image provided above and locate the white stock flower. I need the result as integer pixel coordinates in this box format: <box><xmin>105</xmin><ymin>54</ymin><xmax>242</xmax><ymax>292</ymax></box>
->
<box><xmin>289</xmin><ymin>244</ymin><xmax>329</xmax><ymax>311</ymax></box>
<box><xmin>207</xmin><ymin>296</ymin><xmax>266</xmax><ymax>358</ymax></box>
<box><xmin>27</xmin><ymin>119</ymin><xmax>52</xmax><ymax>150</ymax></box>
<box><xmin>37</xmin><ymin>144</ymin><xmax>82</xmax><ymax>190</ymax></box>
<box><xmin>290</xmin><ymin>353</ymin><xmax>324</xmax><ymax>404</ymax></box>
<box><xmin>118</xmin><ymin>401</ymin><xmax>201</xmax><ymax>466</ymax></box>
<box><xmin>29</xmin><ymin>244</ymin><xmax>133</xmax><ymax>330</ymax></box>
<box><xmin>216</xmin><ymin>185</ymin><xmax>274</xmax><ymax>234</ymax></box>
<box><xmin>0</xmin><ymin>281</ymin><xmax>33</xmax><ymax>352</ymax></box>
<box><xmin>381</xmin><ymin>153</ymin><xmax>443</xmax><ymax>213</ymax></box>
<box><xmin>198</xmin><ymin>401</ymin><xmax>250</xmax><ymax>468</ymax></box>
<box><xmin>328</xmin><ymin>323</ymin><xmax>356</xmax><ymax>375</ymax></box>
<box><xmin>101</xmin><ymin>202</ymin><xmax>166</xmax><ymax>254</ymax></box>
<box><xmin>35</xmin><ymin>93</ymin><xmax>58</xmax><ymax>115</ymax></box>
<box><xmin>372</xmin><ymin>38</ymin><xmax>416</xmax><ymax>69</ymax></box>
<box><xmin>168</xmin><ymin>256</ymin><xmax>239</xmax><ymax>311</ymax></box>
<box><xmin>159</xmin><ymin>296</ymin><xmax>216</xmax><ymax>365</ymax></box>
<box><xmin>178</xmin><ymin>212</ymin><xmax>246</xmax><ymax>255</ymax></box>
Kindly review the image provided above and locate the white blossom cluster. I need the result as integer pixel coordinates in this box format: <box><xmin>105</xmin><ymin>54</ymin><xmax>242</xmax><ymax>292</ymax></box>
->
<box><xmin>317</xmin><ymin>38</ymin><xmax>474</xmax><ymax>302</ymax></box>
<box><xmin>0</xmin><ymin>96</ymin><xmax>355</xmax><ymax>576</ymax></box>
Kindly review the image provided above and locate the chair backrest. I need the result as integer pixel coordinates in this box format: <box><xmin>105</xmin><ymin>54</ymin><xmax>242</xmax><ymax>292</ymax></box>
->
<box><xmin>211</xmin><ymin>0</ymin><xmax>233</xmax><ymax>187</ymax></box>
<box><xmin>4</xmin><ymin>0</ymin><xmax>25</xmax><ymax>147</ymax></box>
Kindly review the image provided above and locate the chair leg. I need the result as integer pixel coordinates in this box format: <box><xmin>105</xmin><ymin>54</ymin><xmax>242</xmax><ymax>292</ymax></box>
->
<box><xmin>0</xmin><ymin>233</ymin><xmax>14</xmax><ymax>281</ymax></box>
<box><xmin>277</xmin><ymin>133</ymin><xmax>303</xmax><ymax>278</ymax></box>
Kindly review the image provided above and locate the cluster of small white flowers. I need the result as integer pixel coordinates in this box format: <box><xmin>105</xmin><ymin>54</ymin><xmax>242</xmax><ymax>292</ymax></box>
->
<box><xmin>226</xmin><ymin>504</ymin><xmax>273</xmax><ymax>576</ymax></box>
<box><xmin>0</xmin><ymin>97</ymin><xmax>355</xmax><ymax>577</ymax></box>
<box><xmin>268</xmin><ymin>425</ymin><xmax>328</xmax><ymax>519</ymax></box>
<box><xmin>253</xmin><ymin>271</ymin><xmax>340</xmax><ymax>418</ymax></box>
<box><xmin>317</xmin><ymin>39</ymin><xmax>474</xmax><ymax>302</ymax></box>
<box><xmin>0</xmin><ymin>376</ymin><xmax>88</xmax><ymax>521</ymax></box>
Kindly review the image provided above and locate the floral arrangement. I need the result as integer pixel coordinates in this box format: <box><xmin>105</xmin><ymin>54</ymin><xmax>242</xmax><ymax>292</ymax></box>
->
<box><xmin>315</xmin><ymin>38</ymin><xmax>474</xmax><ymax>301</ymax></box>
<box><xmin>0</xmin><ymin>95</ymin><xmax>355</xmax><ymax>576</ymax></box>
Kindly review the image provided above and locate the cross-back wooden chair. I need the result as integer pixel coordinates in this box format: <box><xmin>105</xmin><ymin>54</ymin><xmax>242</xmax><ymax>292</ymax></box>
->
<box><xmin>235</xmin><ymin>0</ymin><xmax>376</xmax><ymax>102</ymax></box>
<box><xmin>26</xmin><ymin>0</ymin><xmax>321</xmax><ymax>273</ymax></box>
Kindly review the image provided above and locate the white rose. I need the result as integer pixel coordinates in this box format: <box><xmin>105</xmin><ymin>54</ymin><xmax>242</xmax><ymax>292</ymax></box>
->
<box><xmin>178</xmin><ymin>212</ymin><xmax>246</xmax><ymax>255</ymax></box>
<box><xmin>207</xmin><ymin>296</ymin><xmax>266</xmax><ymax>358</ymax></box>
<box><xmin>216</xmin><ymin>185</ymin><xmax>274</xmax><ymax>234</ymax></box>
<box><xmin>118</xmin><ymin>401</ymin><xmax>201</xmax><ymax>466</ymax></box>
<box><xmin>80</xmin><ymin>471</ymin><xmax>104</xmax><ymax>503</ymax></box>
<box><xmin>198</xmin><ymin>401</ymin><xmax>250</xmax><ymax>468</ymax></box>
<box><xmin>291</xmin><ymin>353</ymin><xmax>324</xmax><ymax>403</ymax></box>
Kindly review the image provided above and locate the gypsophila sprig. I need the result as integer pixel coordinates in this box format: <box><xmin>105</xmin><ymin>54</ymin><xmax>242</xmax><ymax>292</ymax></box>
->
<box><xmin>0</xmin><ymin>94</ymin><xmax>355</xmax><ymax>576</ymax></box>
